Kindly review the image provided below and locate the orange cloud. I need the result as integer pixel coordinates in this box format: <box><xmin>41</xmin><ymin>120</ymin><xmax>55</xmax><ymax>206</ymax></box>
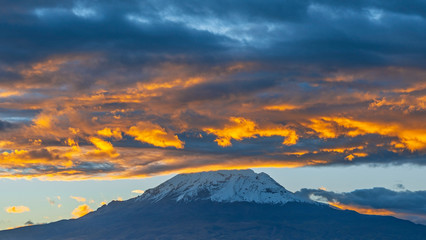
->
<box><xmin>33</xmin><ymin>113</ymin><xmax>53</xmax><ymax>129</ymax></box>
<box><xmin>320</xmin><ymin>146</ymin><xmax>364</xmax><ymax>153</ymax></box>
<box><xmin>1</xmin><ymin>57</ymin><xmax>425</xmax><ymax>180</ymax></box>
<box><xmin>5</xmin><ymin>206</ymin><xmax>30</xmax><ymax>214</ymax></box>
<box><xmin>71</xmin><ymin>204</ymin><xmax>93</xmax><ymax>218</ymax></box>
<box><xmin>204</xmin><ymin>117</ymin><xmax>298</xmax><ymax>147</ymax></box>
<box><xmin>0</xmin><ymin>149</ymin><xmax>66</xmax><ymax>168</ymax></box>
<box><xmin>21</xmin><ymin>57</ymin><xmax>68</xmax><ymax>77</ymax></box>
<box><xmin>263</xmin><ymin>104</ymin><xmax>299</xmax><ymax>111</ymax></box>
<box><xmin>138</xmin><ymin>77</ymin><xmax>204</xmax><ymax>91</ymax></box>
<box><xmin>308</xmin><ymin>117</ymin><xmax>426</xmax><ymax>151</ymax></box>
<box><xmin>66</xmin><ymin>138</ymin><xmax>80</xmax><ymax>152</ymax></box>
<box><xmin>329</xmin><ymin>202</ymin><xmax>395</xmax><ymax>216</ymax></box>
<box><xmin>97</xmin><ymin>128</ymin><xmax>122</xmax><ymax>140</ymax></box>
<box><xmin>345</xmin><ymin>153</ymin><xmax>368</xmax><ymax>161</ymax></box>
<box><xmin>0</xmin><ymin>141</ymin><xmax>14</xmax><ymax>149</ymax></box>
<box><xmin>88</xmin><ymin>137</ymin><xmax>119</xmax><ymax>158</ymax></box>
<box><xmin>127</xmin><ymin>121</ymin><xmax>184</xmax><ymax>149</ymax></box>
<box><xmin>370</xmin><ymin>95</ymin><xmax>426</xmax><ymax>112</ymax></box>
<box><xmin>70</xmin><ymin>196</ymin><xmax>86</xmax><ymax>202</ymax></box>
<box><xmin>308</xmin><ymin>118</ymin><xmax>339</xmax><ymax>139</ymax></box>
<box><xmin>0</xmin><ymin>90</ymin><xmax>22</xmax><ymax>98</ymax></box>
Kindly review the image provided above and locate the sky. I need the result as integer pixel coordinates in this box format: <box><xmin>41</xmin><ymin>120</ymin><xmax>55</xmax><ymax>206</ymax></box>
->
<box><xmin>0</xmin><ymin>0</ymin><xmax>426</xmax><ymax>230</ymax></box>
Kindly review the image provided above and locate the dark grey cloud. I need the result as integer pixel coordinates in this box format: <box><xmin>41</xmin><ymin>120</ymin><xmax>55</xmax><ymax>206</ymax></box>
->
<box><xmin>295</xmin><ymin>187</ymin><xmax>426</xmax><ymax>224</ymax></box>
<box><xmin>0</xmin><ymin>120</ymin><xmax>13</xmax><ymax>131</ymax></box>
<box><xmin>1</xmin><ymin>0</ymin><xmax>426</xmax><ymax>70</ymax></box>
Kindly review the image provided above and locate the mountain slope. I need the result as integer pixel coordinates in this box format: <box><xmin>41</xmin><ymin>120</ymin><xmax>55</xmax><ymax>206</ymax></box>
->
<box><xmin>1</xmin><ymin>170</ymin><xmax>426</xmax><ymax>240</ymax></box>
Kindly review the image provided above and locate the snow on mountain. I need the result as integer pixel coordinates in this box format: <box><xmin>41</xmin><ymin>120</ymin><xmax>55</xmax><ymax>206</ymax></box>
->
<box><xmin>137</xmin><ymin>169</ymin><xmax>310</xmax><ymax>204</ymax></box>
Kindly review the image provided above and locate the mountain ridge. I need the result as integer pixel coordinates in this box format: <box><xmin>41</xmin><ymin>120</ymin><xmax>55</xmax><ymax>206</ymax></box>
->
<box><xmin>1</xmin><ymin>169</ymin><xmax>426</xmax><ymax>240</ymax></box>
<box><xmin>137</xmin><ymin>169</ymin><xmax>310</xmax><ymax>204</ymax></box>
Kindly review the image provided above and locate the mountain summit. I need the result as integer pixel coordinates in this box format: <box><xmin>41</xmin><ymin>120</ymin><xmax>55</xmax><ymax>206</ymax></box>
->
<box><xmin>138</xmin><ymin>169</ymin><xmax>308</xmax><ymax>204</ymax></box>
<box><xmin>1</xmin><ymin>169</ymin><xmax>426</xmax><ymax>240</ymax></box>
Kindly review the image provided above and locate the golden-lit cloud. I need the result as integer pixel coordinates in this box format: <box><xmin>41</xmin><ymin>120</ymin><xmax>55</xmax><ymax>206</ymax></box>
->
<box><xmin>138</xmin><ymin>77</ymin><xmax>204</xmax><ymax>91</ymax></box>
<box><xmin>0</xmin><ymin>90</ymin><xmax>22</xmax><ymax>98</ymax></box>
<box><xmin>70</xmin><ymin>196</ymin><xmax>86</xmax><ymax>202</ymax></box>
<box><xmin>0</xmin><ymin>148</ymin><xmax>68</xmax><ymax>169</ymax></box>
<box><xmin>204</xmin><ymin>117</ymin><xmax>298</xmax><ymax>147</ymax></box>
<box><xmin>66</xmin><ymin>138</ymin><xmax>80</xmax><ymax>152</ymax></box>
<box><xmin>0</xmin><ymin>52</ymin><xmax>425</xmax><ymax>180</ymax></box>
<box><xmin>263</xmin><ymin>104</ymin><xmax>299</xmax><ymax>111</ymax></box>
<box><xmin>344</xmin><ymin>153</ymin><xmax>368</xmax><ymax>161</ymax></box>
<box><xmin>88</xmin><ymin>137</ymin><xmax>119</xmax><ymax>158</ymax></box>
<box><xmin>71</xmin><ymin>204</ymin><xmax>93</xmax><ymax>218</ymax></box>
<box><xmin>5</xmin><ymin>206</ymin><xmax>30</xmax><ymax>214</ymax></box>
<box><xmin>0</xmin><ymin>141</ymin><xmax>14</xmax><ymax>149</ymax></box>
<box><xmin>329</xmin><ymin>202</ymin><xmax>395</xmax><ymax>216</ymax></box>
<box><xmin>370</xmin><ymin>95</ymin><xmax>426</xmax><ymax>112</ymax></box>
<box><xmin>308</xmin><ymin>117</ymin><xmax>426</xmax><ymax>151</ymax></box>
<box><xmin>33</xmin><ymin>113</ymin><xmax>53</xmax><ymax>129</ymax></box>
<box><xmin>127</xmin><ymin>121</ymin><xmax>184</xmax><ymax>149</ymax></box>
<box><xmin>97</xmin><ymin>128</ymin><xmax>122</xmax><ymax>140</ymax></box>
<box><xmin>307</xmin><ymin>118</ymin><xmax>339</xmax><ymax>139</ymax></box>
<box><xmin>320</xmin><ymin>146</ymin><xmax>364</xmax><ymax>153</ymax></box>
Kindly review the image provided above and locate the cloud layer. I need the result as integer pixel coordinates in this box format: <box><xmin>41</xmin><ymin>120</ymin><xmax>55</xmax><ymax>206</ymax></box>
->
<box><xmin>296</xmin><ymin>187</ymin><xmax>426</xmax><ymax>224</ymax></box>
<box><xmin>0</xmin><ymin>0</ymin><xmax>425</xmax><ymax>179</ymax></box>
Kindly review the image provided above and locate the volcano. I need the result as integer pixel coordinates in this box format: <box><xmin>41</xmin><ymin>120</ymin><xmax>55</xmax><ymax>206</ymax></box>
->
<box><xmin>1</xmin><ymin>169</ymin><xmax>425</xmax><ymax>240</ymax></box>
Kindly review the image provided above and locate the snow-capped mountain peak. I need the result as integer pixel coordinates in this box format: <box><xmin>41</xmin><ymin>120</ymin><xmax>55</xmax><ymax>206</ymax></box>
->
<box><xmin>137</xmin><ymin>169</ymin><xmax>309</xmax><ymax>204</ymax></box>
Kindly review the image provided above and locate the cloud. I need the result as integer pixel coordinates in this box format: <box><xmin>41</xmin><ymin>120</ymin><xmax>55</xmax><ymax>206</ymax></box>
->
<box><xmin>127</xmin><ymin>121</ymin><xmax>184</xmax><ymax>149</ymax></box>
<box><xmin>0</xmin><ymin>0</ymin><xmax>425</xmax><ymax>179</ymax></box>
<box><xmin>5</xmin><ymin>206</ymin><xmax>30</xmax><ymax>214</ymax></box>
<box><xmin>70</xmin><ymin>196</ymin><xmax>86</xmax><ymax>202</ymax></box>
<box><xmin>203</xmin><ymin>117</ymin><xmax>298</xmax><ymax>147</ymax></box>
<box><xmin>295</xmin><ymin>188</ymin><xmax>426</xmax><ymax>225</ymax></box>
<box><xmin>307</xmin><ymin>117</ymin><xmax>426</xmax><ymax>151</ymax></box>
<box><xmin>88</xmin><ymin>137</ymin><xmax>119</xmax><ymax>158</ymax></box>
<box><xmin>71</xmin><ymin>204</ymin><xmax>93</xmax><ymax>218</ymax></box>
<box><xmin>0</xmin><ymin>120</ymin><xmax>14</xmax><ymax>131</ymax></box>
<box><xmin>131</xmin><ymin>189</ymin><xmax>144</xmax><ymax>194</ymax></box>
<box><xmin>97</xmin><ymin>128</ymin><xmax>122</xmax><ymax>140</ymax></box>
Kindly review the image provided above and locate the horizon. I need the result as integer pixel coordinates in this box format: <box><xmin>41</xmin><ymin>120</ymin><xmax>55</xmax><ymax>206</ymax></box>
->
<box><xmin>1</xmin><ymin>0</ymin><xmax>426</xmax><ymax>232</ymax></box>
